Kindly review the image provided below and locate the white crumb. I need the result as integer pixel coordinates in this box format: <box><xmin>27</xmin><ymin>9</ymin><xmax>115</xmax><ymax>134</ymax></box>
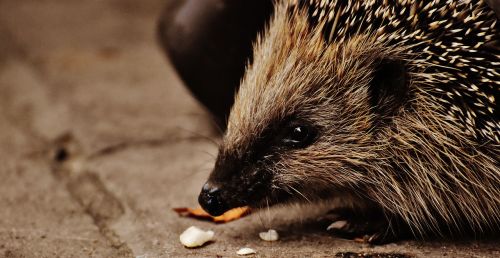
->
<box><xmin>327</xmin><ymin>220</ymin><xmax>348</xmax><ymax>231</ymax></box>
<box><xmin>179</xmin><ymin>226</ymin><xmax>214</xmax><ymax>248</ymax></box>
<box><xmin>259</xmin><ymin>229</ymin><xmax>279</xmax><ymax>241</ymax></box>
<box><xmin>237</xmin><ymin>247</ymin><xmax>256</xmax><ymax>256</ymax></box>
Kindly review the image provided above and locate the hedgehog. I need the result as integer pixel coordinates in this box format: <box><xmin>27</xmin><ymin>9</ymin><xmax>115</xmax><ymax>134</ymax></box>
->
<box><xmin>197</xmin><ymin>0</ymin><xmax>500</xmax><ymax>243</ymax></box>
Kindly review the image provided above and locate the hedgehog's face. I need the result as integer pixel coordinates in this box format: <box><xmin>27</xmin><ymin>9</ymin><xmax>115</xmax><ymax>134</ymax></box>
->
<box><xmin>199</xmin><ymin>16</ymin><xmax>409</xmax><ymax>216</ymax></box>
<box><xmin>199</xmin><ymin>115</ymin><xmax>321</xmax><ymax>216</ymax></box>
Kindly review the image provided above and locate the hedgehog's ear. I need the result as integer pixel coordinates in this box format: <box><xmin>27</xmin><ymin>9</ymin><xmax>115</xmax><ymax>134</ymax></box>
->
<box><xmin>368</xmin><ymin>59</ymin><xmax>409</xmax><ymax>119</ymax></box>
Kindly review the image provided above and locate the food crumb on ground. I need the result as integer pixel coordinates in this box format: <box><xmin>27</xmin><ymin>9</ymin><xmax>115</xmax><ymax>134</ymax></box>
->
<box><xmin>259</xmin><ymin>229</ymin><xmax>279</xmax><ymax>241</ymax></box>
<box><xmin>179</xmin><ymin>226</ymin><xmax>214</xmax><ymax>248</ymax></box>
<box><xmin>237</xmin><ymin>247</ymin><xmax>256</xmax><ymax>256</ymax></box>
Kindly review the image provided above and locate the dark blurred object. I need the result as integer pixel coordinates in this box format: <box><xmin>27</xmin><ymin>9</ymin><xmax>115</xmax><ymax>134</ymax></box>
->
<box><xmin>157</xmin><ymin>0</ymin><xmax>274</xmax><ymax>129</ymax></box>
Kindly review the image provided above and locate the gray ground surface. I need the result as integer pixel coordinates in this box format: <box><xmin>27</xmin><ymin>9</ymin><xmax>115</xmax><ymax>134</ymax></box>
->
<box><xmin>0</xmin><ymin>0</ymin><xmax>498</xmax><ymax>257</ymax></box>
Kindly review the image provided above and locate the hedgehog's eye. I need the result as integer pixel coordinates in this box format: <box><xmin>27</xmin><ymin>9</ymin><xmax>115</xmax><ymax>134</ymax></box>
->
<box><xmin>282</xmin><ymin>125</ymin><xmax>316</xmax><ymax>148</ymax></box>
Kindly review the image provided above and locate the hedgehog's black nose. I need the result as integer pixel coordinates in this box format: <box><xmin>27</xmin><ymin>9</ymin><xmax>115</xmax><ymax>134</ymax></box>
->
<box><xmin>198</xmin><ymin>182</ymin><xmax>229</xmax><ymax>216</ymax></box>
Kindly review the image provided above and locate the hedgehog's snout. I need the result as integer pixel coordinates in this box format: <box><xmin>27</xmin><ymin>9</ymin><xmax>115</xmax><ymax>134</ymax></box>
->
<box><xmin>198</xmin><ymin>181</ymin><xmax>230</xmax><ymax>216</ymax></box>
<box><xmin>198</xmin><ymin>152</ymin><xmax>248</xmax><ymax>216</ymax></box>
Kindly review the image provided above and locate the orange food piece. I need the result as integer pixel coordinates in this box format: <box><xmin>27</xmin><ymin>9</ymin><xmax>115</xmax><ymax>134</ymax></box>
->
<box><xmin>353</xmin><ymin>237</ymin><xmax>366</xmax><ymax>243</ymax></box>
<box><xmin>173</xmin><ymin>206</ymin><xmax>251</xmax><ymax>223</ymax></box>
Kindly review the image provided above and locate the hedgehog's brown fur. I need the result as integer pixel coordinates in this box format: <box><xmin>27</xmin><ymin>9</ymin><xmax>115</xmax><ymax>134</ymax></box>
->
<box><xmin>210</xmin><ymin>0</ymin><xmax>499</xmax><ymax>239</ymax></box>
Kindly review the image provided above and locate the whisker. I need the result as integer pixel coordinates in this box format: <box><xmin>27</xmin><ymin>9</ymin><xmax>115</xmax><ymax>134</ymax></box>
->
<box><xmin>175</xmin><ymin>125</ymin><xmax>220</xmax><ymax>147</ymax></box>
<box><xmin>288</xmin><ymin>185</ymin><xmax>312</xmax><ymax>204</ymax></box>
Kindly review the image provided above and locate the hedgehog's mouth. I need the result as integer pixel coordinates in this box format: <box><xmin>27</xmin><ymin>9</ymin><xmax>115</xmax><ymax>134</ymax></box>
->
<box><xmin>198</xmin><ymin>169</ymin><xmax>273</xmax><ymax>216</ymax></box>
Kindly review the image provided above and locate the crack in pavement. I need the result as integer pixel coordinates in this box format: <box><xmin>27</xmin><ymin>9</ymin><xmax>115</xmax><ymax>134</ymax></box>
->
<box><xmin>47</xmin><ymin>131</ymin><xmax>210</xmax><ymax>256</ymax></box>
<box><xmin>49</xmin><ymin>133</ymin><xmax>133</xmax><ymax>257</ymax></box>
<box><xmin>87</xmin><ymin>134</ymin><xmax>213</xmax><ymax>160</ymax></box>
